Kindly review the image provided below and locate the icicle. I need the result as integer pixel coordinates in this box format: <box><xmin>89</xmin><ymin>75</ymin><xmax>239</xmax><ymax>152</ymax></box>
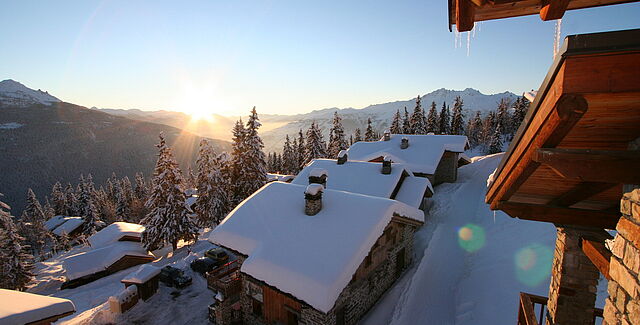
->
<box><xmin>553</xmin><ymin>19</ymin><xmax>562</xmax><ymax>59</ymax></box>
<box><xmin>467</xmin><ymin>30</ymin><xmax>471</xmax><ymax>56</ymax></box>
<box><xmin>493</xmin><ymin>210</ymin><xmax>497</xmax><ymax>223</ymax></box>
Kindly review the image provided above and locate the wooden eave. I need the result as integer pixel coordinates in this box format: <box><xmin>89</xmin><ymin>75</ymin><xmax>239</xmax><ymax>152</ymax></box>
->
<box><xmin>448</xmin><ymin>0</ymin><xmax>639</xmax><ymax>32</ymax></box>
<box><xmin>485</xmin><ymin>29</ymin><xmax>640</xmax><ymax>229</ymax></box>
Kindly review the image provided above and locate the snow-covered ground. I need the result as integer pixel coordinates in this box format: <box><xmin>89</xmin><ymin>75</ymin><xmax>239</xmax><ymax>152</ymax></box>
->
<box><xmin>360</xmin><ymin>153</ymin><xmax>608</xmax><ymax>325</ymax></box>
<box><xmin>29</xmin><ymin>231</ymin><xmax>217</xmax><ymax>325</ymax></box>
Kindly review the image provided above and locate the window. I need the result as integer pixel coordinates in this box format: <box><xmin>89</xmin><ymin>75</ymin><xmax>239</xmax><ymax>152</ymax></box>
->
<box><xmin>252</xmin><ymin>298</ymin><xmax>263</xmax><ymax>317</ymax></box>
<box><xmin>286</xmin><ymin>308</ymin><xmax>299</xmax><ymax>325</ymax></box>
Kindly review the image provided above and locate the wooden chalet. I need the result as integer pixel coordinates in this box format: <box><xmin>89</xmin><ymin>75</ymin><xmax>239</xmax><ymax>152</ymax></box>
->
<box><xmin>0</xmin><ymin>289</ymin><xmax>76</xmax><ymax>325</ymax></box>
<box><xmin>121</xmin><ymin>264</ymin><xmax>161</xmax><ymax>301</ymax></box>
<box><xmin>448</xmin><ymin>0</ymin><xmax>639</xmax><ymax>32</ymax></box>
<box><xmin>484</xmin><ymin>29</ymin><xmax>640</xmax><ymax>325</ymax></box>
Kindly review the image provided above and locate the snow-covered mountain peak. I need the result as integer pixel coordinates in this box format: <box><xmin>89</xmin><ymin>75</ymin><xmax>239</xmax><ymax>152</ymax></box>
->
<box><xmin>0</xmin><ymin>79</ymin><xmax>60</xmax><ymax>107</ymax></box>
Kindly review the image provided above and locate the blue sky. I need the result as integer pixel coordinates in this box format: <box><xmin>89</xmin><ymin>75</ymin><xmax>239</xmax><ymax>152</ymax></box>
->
<box><xmin>1</xmin><ymin>1</ymin><xmax>639</xmax><ymax>115</ymax></box>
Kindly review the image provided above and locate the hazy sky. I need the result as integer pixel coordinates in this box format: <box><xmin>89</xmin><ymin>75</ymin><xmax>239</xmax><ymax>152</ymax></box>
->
<box><xmin>1</xmin><ymin>1</ymin><xmax>639</xmax><ymax>116</ymax></box>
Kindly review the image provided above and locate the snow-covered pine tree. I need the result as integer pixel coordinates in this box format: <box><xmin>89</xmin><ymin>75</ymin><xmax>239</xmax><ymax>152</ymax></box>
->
<box><xmin>438</xmin><ymin>102</ymin><xmax>451</xmax><ymax>134</ymax></box>
<box><xmin>354</xmin><ymin>128</ymin><xmax>362</xmax><ymax>142</ymax></box>
<box><xmin>426</xmin><ymin>101</ymin><xmax>439</xmax><ymax>134</ymax></box>
<box><xmin>0</xmin><ymin>195</ymin><xmax>34</xmax><ymax>291</ymax></box>
<box><xmin>327</xmin><ymin>112</ymin><xmax>348</xmax><ymax>158</ymax></box>
<box><xmin>402</xmin><ymin>107</ymin><xmax>411</xmax><ymax>134</ymax></box>
<box><xmin>466</xmin><ymin>111</ymin><xmax>483</xmax><ymax>148</ymax></box>
<box><xmin>115</xmin><ymin>182</ymin><xmax>129</xmax><ymax>222</ymax></box>
<box><xmin>296</xmin><ymin>130</ymin><xmax>305</xmax><ymax>172</ymax></box>
<box><xmin>217</xmin><ymin>152</ymin><xmax>234</xmax><ymax>214</ymax></box>
<box><xmin>21</xmin><ymin>189</ymin><xmax>48</xmax><ymax>256</ymax></box>
<box><xmin>304</xmin><ymin>122</ymin><xmax>327</xmax><ymax>164</ymax></box>
<box><xmin>364</xmin><ymin>118</ymin><xmax>376</xmax><ymax>141</ymax></box>
<box><xmin>450</xmin><ymin>96</ymin><xmax>465</xmax><ymax>135</ymax></box>
<box><xmin>266</xmin><ymin>152</ymin><xmax>274</xmax><ymax>173</ymax></box>
<box><xmin>390</xmin><ymin>109</ymin><xmax>402</xmax><ymax>134</ymax></box>
<box><xmin>282</xmin><ymin>135</ymin><xmax>296</xmax><ymax>174</ymax></box>
<box><xmin>487</xmin><ymin>121</ymin><xmax>504</xmax><ymax>154</ymax></box>
<box><xmin>121</xmin><ymin>176</ymin><xmax>133</xmax><ymax>203</ymax></box>
<box><xmin>134</xmin><ymin>173</ymin><xmax>147</xmax><ymax>201</ymax></box>
<box><xmin>64</xmin><ymin>183</ymin><xmax>76</xmax><ymax>216</ymax></box>
<box><xmin>290</xmin><ymin>137</ymin><xmax>299</xmax><ymax>173</ymax></box>
<box><xmin>238</xmin><ymin>107</ymin><xmax>268</xmax><ymax>200</ymax></box>
<box><xmin>142</xmin><ymin>133</ymin><xmax>198</xmax><ymax>251</ymax></box>
<box><xmin>194</xmin><ymin>151</ymin><xmax>231</xmax><ymax>228</ymax></box>
<box><xmin>511</xmin><ymin>96</ymin><xmax>529</xmax><ymax>136</ymax></box>
<box><xmin>349</xmin><ymin>135</ymin><xmax>353</xmax><ymax>145</ymax></box>
<box><xmin>230</xmin><ymin>118</ymin><xmax>247</xmax><ymax>205</ymax></box>
<box><xmin>42</xmin><ymin>198</ymin><xmax>54</xmax><ymax>220</ymax></box>
<box><xmin>496</xmin><ymin>98</ymin><xmax>511</xmax><ymax>137</ymax></box>
<box><xmin>50</xmin><ymin>182</ymin><xmax>66</xmax><ymax>216</ymax></box>
<box><xmin>78</xmin><ymin>174</ymin><xmax>100</xmax><ymax>235</ymax></box>
<box><xmin>409</xmin><ymin>96</ymin><xmax>427</xmax><ymax>135</ymax></box>
<box><xmin>22</xmin><ymin>189</ymin><xmax>45</xmax><ymax>225</ymax></box>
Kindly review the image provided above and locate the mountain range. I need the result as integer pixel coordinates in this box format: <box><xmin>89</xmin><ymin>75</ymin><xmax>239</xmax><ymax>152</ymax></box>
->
<box><xmin>0</xmin><ymin>80</ymin><xmax>230</xmax><ymax>214</ymax></box>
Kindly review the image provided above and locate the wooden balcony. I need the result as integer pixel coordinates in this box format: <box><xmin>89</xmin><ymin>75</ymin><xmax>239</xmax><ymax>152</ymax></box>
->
<box><xmin>207</xmin><ymin>260</ymin><xmax>242</xmax><ymax>300</ymax></box>
<box><xmin>517</xmin><ymin>292</ymin><xmax>603</xmax><ymax>325</ymax></box>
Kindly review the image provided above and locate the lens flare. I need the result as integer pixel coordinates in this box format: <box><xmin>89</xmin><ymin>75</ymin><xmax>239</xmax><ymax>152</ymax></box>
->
<box><xmin>457</xmin><ymin>224</ymin><xmax>486</xmax><ymax>253</ymax></box>
<box><xmin>514</xmin><ymin>244</ymin><xmax>553</xmax><ymax>287</ymax></box>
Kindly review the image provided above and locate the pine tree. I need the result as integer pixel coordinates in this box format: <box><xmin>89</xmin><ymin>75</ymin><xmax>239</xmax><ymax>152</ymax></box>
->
<box><xmin>364</xmin><ymin>118</ymin><xmax>376</xmax><ymax>141</ymax></box>
<box><xmin>438</xmin><ymin>102</ymin><xmax>451</xmax><ymax>134</ymax></box>
<box><xmin>0</xmin><ymin>195</ymin><xmax>34</xmax><ymax>291</ymax></box>
<box><xmin>217</xmin><ymin>152</ymin><xmax>234</xmax><ymax>213</ymax></box>
<box><xmin>304</xmin><ymin>122</ymin><xmax>327</xmax><ymax>164</ymax></box>
<box><xmin>409</xmin><ymin>96</ymin><xmax>427</xmax><ymax>135</ymax></box>
<box><xmin>134</xmin><ymin>173</ymin><xmax>147</xmax><ymax>201</ymax></box>
<box><xmin>296</xmin><ymin>130</ymin><xmax>305</xmax><ymax>172</ymax></box>
<box><xmin>401</xmin><ymin>107</ymin><xmax>411</xmax><ymax>134</ymax></box>
<box><xmin>237</xmin><ymin>107</ymin><xmax>268</xmax><ymax>201</ymax></box>
<box><xmin>327</xmin><ymin>112</ymin><xmax>348</xmax><ymax>158</ymax></box>
<box><xmin>354</xmin><ymin>128</ymin><xmax>362</xmax><ymax>142</ymax></box>
<box><xmin>511</xmin><ymin>96</ymin><xmax>529</xmax><ymax>135</ymax></box>
<box><xmin>496</xmin><ymin>98</ymin><xmax>511</xmax><ymax>137</ymax></box>
<box><xmin>390</xmin><ymin>109</ymin><xmax>402</xmax><ymax>134</ymax></box>
<box><xmin>230</xmin><ymin>119</ymin><xmax>247</xmax><ymax>205</ymax></box>
<box><xmin>142</xmin><ymin>134</ymin><xmax>198</xmax><ymax>251</ymax></box>
<box><xmin>115</xmin><ymin>182</ymin><xmax>129</xmax><ymax>222</ymax></box>
<box><xmin>426</xmin><ymin>101</ymin><xmax>439</xmax><ymax>134</ymax></box>
<box><xmin>282</xmin><ymin>135</ymin><xmax>296</xmax><ymax>174</ymax></box>
<box><xmin>450</xmin><ymin>96</ymin><xmax>465</xmax><ymax>135</ymax></box>
<box><xmin>50</xmin><ymin>182</ymin><xmax>66</xmax><ymax>216</ymax></box>
<box><xmin>21</xmin><ymin>189</ymin><xmax>48</xmax><ymax>256</ymax></box>
<box><xmin>64</xmin><ymin>183</ymin><xmax>76</xmax><ymax>216</ymax></box>
<box><xmin>466</xmin><ymin>111</ymin><xmax>483</xmax><ymax>148</ymax></box>
<box><xmin>487</xmin><ymin>121</ymin><xmax>504</xmax><ymax>154</ymax></box>
<box><xmin>193</xmin><ymin>140</ymin><xmax>230</xmax><ymax>228</ymax></box>
<box><xmin>78</xmin><ymin>175</ymin><xmax>100</xmax><ymax>235</ymax></box>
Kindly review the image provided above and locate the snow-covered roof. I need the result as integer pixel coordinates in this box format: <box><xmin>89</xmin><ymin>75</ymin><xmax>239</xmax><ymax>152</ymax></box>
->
<box><xmin>394</xmin><ymin>177</ymin><xmax>432</xmax><ymax>208</ymax></box>
<box><xmin>346</xmin><ymin>134</ymin><xmax>469</xmax><ymax>175</ymax></box>
<box><xmin>45</xmin><ymin>215</ymin><xmax>68</xmax><ymax>231</ymax></box>
<box><xmin>208</xmin><ymin>182</ymin><xmax>423</xmax><ymax>313</ymax></box>
<box><xmin>64</xmin><ymin>241</ymin><xmax>154</xmax><ymax>280</ymax></box>
<box><xmin>0</xmin><ymin>289</ymin><xmax>75</xmax><ymax>324</ymax></box>
<box><xmin>292</xmin><ymin>159</ymin><xmax>413</xmax><ymax>199</ymax></box>
<box><xmin>87</xmin><ymin>222</ymin><xmax>145</xmax><ymax>249</ymax></box>
<box><xmin>267</xmin><ymin>173</ymin><xmax>295</xmax><ymax>182</ymax></box>
<box><xmin>121</xmin><ymin>264</ymin><xmax>161</xmax><ymax>284</ymax></box>
<box><xmin>52</xmin><ymin>217</ymin><xmax>84</xmax><ymax>236</ymax></box>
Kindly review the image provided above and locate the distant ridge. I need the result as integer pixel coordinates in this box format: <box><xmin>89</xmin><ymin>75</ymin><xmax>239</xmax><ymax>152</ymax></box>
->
<box><xmin>0</xmin><ymin>79</ymin><xmax>60</xmax><ymax>107</ymax></box>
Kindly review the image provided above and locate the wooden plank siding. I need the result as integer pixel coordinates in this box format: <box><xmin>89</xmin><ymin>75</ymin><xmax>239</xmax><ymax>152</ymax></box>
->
<box><xmin>262</xmin><ymin>285</ymin><xmax>301</xmax><ymax>325</ymax></box>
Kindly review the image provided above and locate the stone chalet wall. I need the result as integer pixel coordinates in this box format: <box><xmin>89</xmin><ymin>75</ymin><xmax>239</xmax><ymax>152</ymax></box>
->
<box><xmin>433</xmin><ymin>151</ymin><xmax>459</xmax><ymax>185</ymax></box>
<box><xmin>239</xmin><ymin>222</ymin><xmax>417</xmax><ymax>325</ymax></box>
<box><xmin>603</xmin><ymin>189</ymin><xmax>640</xmax><ymax>325</ymax></box>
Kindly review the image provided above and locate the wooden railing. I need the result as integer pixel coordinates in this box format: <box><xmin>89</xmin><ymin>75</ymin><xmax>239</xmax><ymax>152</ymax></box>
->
<box><xmin>207</xmin><ymin>260</ymin><xmax>242</xmax><ymax>299</ymax></box>
<box><xmin>517</xmin><ymin>292</ymin><xmax>604</xmax><ymax>325</ymax></box>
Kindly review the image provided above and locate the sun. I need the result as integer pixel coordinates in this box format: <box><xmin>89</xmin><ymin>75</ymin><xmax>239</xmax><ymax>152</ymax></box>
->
<box><xmin>174</xmin><ymin>82</ymin><xmax>222</xmax><ymax>122</ymax></box>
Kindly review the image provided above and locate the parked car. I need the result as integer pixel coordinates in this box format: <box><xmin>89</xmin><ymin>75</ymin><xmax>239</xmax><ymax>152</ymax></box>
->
<box><xmin>159</xmin><ymin>266</ymin><xmax>192</xmax><ymax>288</ymax></box>
<box><xmin>205</xmin><ymin>248</ymin><xmax>229</xmax><ymax>263</ymax></box>
<box><xmin>190</xmin><ymin>256</ymin><xmax>219</xmax><ymax>274</ymax></box>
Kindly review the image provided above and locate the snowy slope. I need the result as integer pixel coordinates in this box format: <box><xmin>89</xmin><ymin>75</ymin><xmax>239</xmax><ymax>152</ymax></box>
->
<box><xmin>360</xmin><ymin>153</ymin><xmax>609</xmax><ymax>325</ymax></box>
<box><xmin>0</xmin><ymin>79</ymin><xmax>60</xmax><ymax>107</ymax></box>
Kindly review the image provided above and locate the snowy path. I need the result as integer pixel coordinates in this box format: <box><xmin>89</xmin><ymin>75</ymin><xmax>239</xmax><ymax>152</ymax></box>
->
<box><xmin>362</xmin><ymin>154</ymin><xmax>563</xmax><ymax>325</ymax></box>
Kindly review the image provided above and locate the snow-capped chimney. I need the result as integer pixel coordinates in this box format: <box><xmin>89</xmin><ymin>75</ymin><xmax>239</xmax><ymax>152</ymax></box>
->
<box><xmin>383</xmin><ymin>130</ymin><xmax>391</xmax><ymax>141</ymax></box>
<box><xmin>308</xmin><ymin>168</ymin><xmax>328</xmax><ymax>188</ymax></box>
<box><xmin>400</xmin><ymin>137</ymin><xmax>409</xmax><ymax>149</ymax></box>
<box><xmin>305</xmin><ymin>184</ymin><xmax>324</xmax><ymax>216</ymax></box>
<box><xmin>381</xmin><ymin>156</ymin><xmax>392</xmax><ymax>175</ymax></box>
<box><xmin>337</xmin><ymin>150</ymin><xmax>348</xmax><ymax>165</ymax></box>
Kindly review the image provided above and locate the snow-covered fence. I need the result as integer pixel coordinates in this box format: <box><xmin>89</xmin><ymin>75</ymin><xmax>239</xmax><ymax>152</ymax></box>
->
<box><xmin>108</xmin><ymin>285</ymin><xmax>139</xmax><ymax>314</ymax></box>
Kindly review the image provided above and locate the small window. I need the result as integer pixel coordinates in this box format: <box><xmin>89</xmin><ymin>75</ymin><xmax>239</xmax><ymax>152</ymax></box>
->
<box><xmin>252</xmin><ymin>298</ymin><xmax>263</xmax><ymax>317</ymax></box>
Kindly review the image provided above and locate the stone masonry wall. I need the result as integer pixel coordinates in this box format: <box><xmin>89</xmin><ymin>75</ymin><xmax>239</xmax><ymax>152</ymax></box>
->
<box><xmin>603</xmin><ymin>189</ymin><xmax>640</xmax><ymax>325</ymax></box>
<box><xmin>546</xmin><ymin>227</ymin><xmax>600</xmax><ymax>325</ymax></box>
<box><xmin>433</xmin><ymin>151</ymin><xmax>459</xmax><ymax>185</ymax></box>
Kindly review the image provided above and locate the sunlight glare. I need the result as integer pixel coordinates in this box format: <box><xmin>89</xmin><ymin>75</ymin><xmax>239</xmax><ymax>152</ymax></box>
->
<box><xmin>173</xmin><ymin>81</ymin><xmax>226</xmax><ymax>122</ymax></box>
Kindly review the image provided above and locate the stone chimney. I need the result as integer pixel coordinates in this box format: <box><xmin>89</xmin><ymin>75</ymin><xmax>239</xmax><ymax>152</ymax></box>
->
<box><xmin>383</xmin><ymin>130</ymin><xmax>391</xmax><ymax>141</ymax></box>
<box><xmin>400</xmin><ymin>137</ymin><xmax>409</xmax><ymax>149</ymax></box>
<box><xmin>304</xmin><ymin>184</ymin><xmax>324</xmax><ymax>216</ymax></box>
<box><xmin>308</xmin><ymin>168</ymin><xmax>328</xmax><ymax>188</ymax></box>
<box><xmin>337</xmin><ymin>150</ymin><xmax>348</xmax><ymax>165</ymax></box>
<box><xmin>382</xmin><ymin>156</ymin><xmax>392</xmax><ymax>174</ymax></box>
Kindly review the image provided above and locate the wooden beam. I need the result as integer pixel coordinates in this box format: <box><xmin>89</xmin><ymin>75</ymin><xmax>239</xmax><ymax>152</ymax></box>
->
<box><xmin>581</xmin><ymin>238</ymin><xmax>612</xmax><ymax>280</ymax></box>
<box><xmin>533</xmin><ymin>148</ymin><xmax>640</xmax><ymax>184</ymax></box>
<box><xmin>540</xmin><ymin>0</ymin><xmax>570</xmax><ymax>20</ymax></box>
<box><xmin>487</xmin><ymin>94</ymin><xmax>589</xmax><ymax>208</ymax></box>
<box><xmin>548</xmin><ymin>182</ymin><xmax>618</xmax><ymax>207</ymax></box>
<box><xmin>495</xmin><ymin>201</ymin><xmax>619</xmax><ymax>229</ymax></box>
<box><xmin>456</xmin><ymin>0</ymin><xmax>476</xmax><ymax>32</ymax></box>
